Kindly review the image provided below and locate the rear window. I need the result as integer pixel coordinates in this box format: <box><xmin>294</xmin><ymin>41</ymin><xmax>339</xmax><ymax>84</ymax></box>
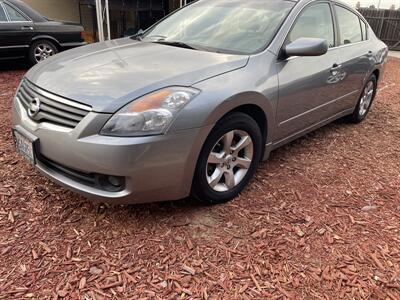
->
<box><xmin>0</xmin><ymin>5</ymin><xmax>7</xmax><ymax>21</ymax></box>
<box><xmin>4</xmin><ymin>3</ymin><xmax>28</xmax><ymax>21</ymax></box>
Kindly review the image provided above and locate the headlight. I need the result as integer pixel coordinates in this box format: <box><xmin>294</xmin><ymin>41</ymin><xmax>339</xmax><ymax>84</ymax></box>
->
<box><xmin>100</xmin><ymin>87</ymin><xmax>200</xmax><ymax>137</ymax></box>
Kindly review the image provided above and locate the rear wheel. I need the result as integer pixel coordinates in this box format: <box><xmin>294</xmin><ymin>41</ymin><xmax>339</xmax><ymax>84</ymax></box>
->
<box><xmin>29</xmin><ymin>40</ymin><xmax>58</xmax><ymax>65</ymax></box>
<box><xmin>347</xmin><ymin>74</ymin><xmax>377</xmax><ymax>123</ymax></box>
<box><xmin>192</xmin><ymin>112</ymin><xmax>263</xmax><ymax>205</ymax></box>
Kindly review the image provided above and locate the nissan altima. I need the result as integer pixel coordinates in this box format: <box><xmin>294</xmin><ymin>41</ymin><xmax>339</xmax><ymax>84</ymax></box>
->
<box><xmin>12</xmin><ymin>0</ymin><xmax>388</xmax><ymax>205</ymax></box>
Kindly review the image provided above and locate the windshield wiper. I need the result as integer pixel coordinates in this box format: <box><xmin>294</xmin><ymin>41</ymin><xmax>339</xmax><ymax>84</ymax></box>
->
<box><xmin>153</xmin><ymin>40</ymin><xmax>199</xmax><ymax>50</ymax></box>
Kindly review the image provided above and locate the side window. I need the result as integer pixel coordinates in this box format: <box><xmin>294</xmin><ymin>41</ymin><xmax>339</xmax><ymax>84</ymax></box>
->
<box><xmin>335</xmin><ymin>6</ymin><xmax>362</xmax><ymax>44</ymax></box>
<box><xmin>0</xmin><ymin>5</ymin><xmax>7</xmax><ymax>22</ymax></box>
<box><xmin>4</xmin><ymin>3</ymin><xmax>28</xmax><ymax>21</ymax></box>
<box><xmin>288</xmin><ymin>3</ymin><xmax>335</xmax><ymax>48</ymax></box>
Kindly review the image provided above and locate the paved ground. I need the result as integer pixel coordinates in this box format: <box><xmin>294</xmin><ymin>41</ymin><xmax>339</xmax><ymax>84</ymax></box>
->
<box><xmin>0</xmin><ymin>58</ymin><xmax>399</xmax><ymax>299</ymax></box>
<box><xmin>389</xmin><ymin>51</ymin><xmax>400</xmax><ymax>58</ymax></box>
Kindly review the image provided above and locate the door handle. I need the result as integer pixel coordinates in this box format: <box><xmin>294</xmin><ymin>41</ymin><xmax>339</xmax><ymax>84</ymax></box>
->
<box><xmin>21</xmin><ymin>26</ymin><xmax>34</xmax><ymax>30</ymax></box>
<box><xmin>330</xmin><ymin>63</ymin><xmax>342</xmax><ymax>74</ymax></box>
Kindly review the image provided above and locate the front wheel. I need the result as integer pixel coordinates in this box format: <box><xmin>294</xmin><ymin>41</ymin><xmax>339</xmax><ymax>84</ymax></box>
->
<box><xmin>347</xmin><ymin>74</ymin><xmax>377</xmax><ymax>123</ymax></box>
<box><xmin>191</xmin><ymin>112</ymin><xmax>263</xmax><ymax>205</ymax></box>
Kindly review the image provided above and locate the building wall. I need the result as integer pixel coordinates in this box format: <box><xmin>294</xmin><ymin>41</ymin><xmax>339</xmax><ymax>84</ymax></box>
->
<box><xmin>21</xmin><ymin>0</ymin><xmax>174</xmax><ymax>43</ymax></box>
<box><xmin>23</xmin><ymin>0</ymin><xmax>81</xmax><ymax>23</ymax></box>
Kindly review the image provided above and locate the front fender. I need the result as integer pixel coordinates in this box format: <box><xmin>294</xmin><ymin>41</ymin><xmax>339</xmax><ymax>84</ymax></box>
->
<box><xmin>199</xmin><ymin>91</ymin><xmax>274</xmax><ymax>137</ymax></box>
<box><xmin>169</xmin><ymin>53</ymin><xmax>279</xmax><ymax>145</ymax></box>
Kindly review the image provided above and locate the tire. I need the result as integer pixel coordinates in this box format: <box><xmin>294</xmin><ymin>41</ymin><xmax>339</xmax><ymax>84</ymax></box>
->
<box><xmin>347</xmin><ymin>74</ymin><xmax>377</xmax><ymax>123</ymax></box>
<box><xmin>191</xmin><ymin>112</ymin><xmax>263</xmax><ymax>205</ymax></box>
<box><xmin>29</xmin><ymin>40</ymin><xmax>58</xmax><ymax>65</ymax></box>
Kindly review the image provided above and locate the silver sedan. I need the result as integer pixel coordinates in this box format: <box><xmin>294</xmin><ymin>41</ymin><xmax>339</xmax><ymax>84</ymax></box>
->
<box><xmin>12</xmin><ymin>0</ymin><xmax>388</xmax><ymax>204</ymax></box>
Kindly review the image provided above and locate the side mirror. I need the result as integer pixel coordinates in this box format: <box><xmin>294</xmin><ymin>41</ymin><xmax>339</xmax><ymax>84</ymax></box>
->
<box><xmin>283</xmin><ymin>38</ymin><xmax>328</xmax><ymax>58</ymax></box>
<box><xmin>131</xmin><ymin>29</ymin><xmax>144</xmax><ymax>40</ymax></box>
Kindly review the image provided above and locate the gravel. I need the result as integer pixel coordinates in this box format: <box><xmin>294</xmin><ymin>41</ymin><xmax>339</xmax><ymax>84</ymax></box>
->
<box><xmin>0</xmin><ymin>58</ymin><xmax>399</xmax><ymax>299</ymax></box>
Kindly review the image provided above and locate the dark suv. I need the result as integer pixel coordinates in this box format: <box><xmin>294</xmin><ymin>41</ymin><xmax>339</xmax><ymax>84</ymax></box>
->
<box><xmin>0</xmin><ymin>0</ymin><xmax>86</xmax><ymax>64</ymax></box>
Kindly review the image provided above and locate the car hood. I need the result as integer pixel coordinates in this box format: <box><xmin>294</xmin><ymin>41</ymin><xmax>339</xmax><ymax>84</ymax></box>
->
<box><xmin>26</xmin><ymin>38</ymin><xmax>249</xmax><ymax>113</ymax></box>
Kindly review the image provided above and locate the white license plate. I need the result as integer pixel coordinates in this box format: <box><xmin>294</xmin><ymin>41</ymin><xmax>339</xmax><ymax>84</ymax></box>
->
<box><xmin>13</xmin><ymin>130</ymin><xmax>36</xmax><ymax>165</ymax></box>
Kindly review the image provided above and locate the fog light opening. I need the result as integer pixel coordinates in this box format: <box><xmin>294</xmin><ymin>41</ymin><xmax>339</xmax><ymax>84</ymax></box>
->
<box><xmin>96</xmin><ymin>175</ymin><xmax>125</xmax><ymax>192</ymax></box>
<box><xmin>109</xmin><ymin>176</ymin><xmax>123</xmax><ymax>187</ymax></box>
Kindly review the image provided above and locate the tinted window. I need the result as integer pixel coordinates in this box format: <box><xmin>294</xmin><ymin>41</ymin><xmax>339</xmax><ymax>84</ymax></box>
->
<box><xmin>4</xmin><ymin>3</ymin><xmax>28</xmax><ymax>21</ymax></box>
<box><xmin>0</xmin><ymin>5</ymin><xmax>7</xmax><ymax>21</ymax></box>
<box><xmin>288</xmin><ymin>3</ymin><xmax>335</xmax><ymax>48</ymax></box>
<box><xmin>335</xmin><ymin>6</ymin><xmax>362</xmax><ymax>44</ymax></box>
<box><xmin>143</xmin><ymin>0</ymin><xmax>295</xmax><ymax>54</ymax></box>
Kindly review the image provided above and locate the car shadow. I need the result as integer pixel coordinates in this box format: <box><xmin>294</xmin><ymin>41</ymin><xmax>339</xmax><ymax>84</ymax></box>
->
<box><xmin>0</xmin><ymin>59</ymin><xmax>30</xmax><ymax>72</ymax></box>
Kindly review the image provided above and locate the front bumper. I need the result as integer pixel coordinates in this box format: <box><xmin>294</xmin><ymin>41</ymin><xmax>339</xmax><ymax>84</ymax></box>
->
<box><xmin>12</xmin><ymin>96</ymin><xmax>213</xmax><ymax>204</ymax></box>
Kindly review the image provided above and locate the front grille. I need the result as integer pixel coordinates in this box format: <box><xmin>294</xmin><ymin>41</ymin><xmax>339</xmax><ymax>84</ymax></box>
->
<box><xmin>17</xmin><ymin>79</ymin><xmax>91</xmax><ymax>129</ymax></box>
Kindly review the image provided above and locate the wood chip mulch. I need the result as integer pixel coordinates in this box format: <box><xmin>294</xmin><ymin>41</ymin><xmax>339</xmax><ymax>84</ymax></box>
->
<box><xmin>0</xmin><ymin>58</ymin><xmax>399</xmax><ymax>299</ymax></box>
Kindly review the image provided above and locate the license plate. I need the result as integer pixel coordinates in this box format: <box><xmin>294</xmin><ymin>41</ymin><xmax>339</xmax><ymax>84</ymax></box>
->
<box><xmin>13</xmin><ymin>130</ymin><xmax>36</xmax><ymax>165</ymax></box>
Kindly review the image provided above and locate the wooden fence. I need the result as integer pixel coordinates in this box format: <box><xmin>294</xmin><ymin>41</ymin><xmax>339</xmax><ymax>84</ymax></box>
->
<box><xmin>358</xmin><ymin>8</ymin><xmax>400</xmax><ymax>50</ymax></box>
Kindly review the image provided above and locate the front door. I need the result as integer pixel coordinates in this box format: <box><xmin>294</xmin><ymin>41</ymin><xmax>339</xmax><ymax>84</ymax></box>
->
<box><xmin>275</xmin><ymin>2</ymin><xmax>344</xmax><ymax>141</ymax></box>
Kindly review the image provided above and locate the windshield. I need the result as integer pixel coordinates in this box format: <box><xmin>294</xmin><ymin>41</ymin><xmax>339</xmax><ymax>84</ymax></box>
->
<box><xmin>142</xmin><ymin>0</ymin><xmax>295</xmax><ymax>54</ymax></box>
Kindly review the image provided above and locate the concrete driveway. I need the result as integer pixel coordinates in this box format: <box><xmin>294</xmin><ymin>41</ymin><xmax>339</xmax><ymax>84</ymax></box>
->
<box><xmin>389</xmin><ymin>50</ymin><xmax>400</xmax><ymax>58</ymax></box>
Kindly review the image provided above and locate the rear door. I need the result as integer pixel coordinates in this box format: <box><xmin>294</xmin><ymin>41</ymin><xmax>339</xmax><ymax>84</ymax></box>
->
<box><xmin>333</xmin><ymin>4</ymin><xmax>372</xmax><ymax>109</ymax></box>
<box><xmin>0</xmin><ymin>1</ymin><xmax>34</xmax><ymax>59</ymax></box>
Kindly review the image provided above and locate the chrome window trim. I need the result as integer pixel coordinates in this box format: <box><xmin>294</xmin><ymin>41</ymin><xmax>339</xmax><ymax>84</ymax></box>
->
<box><xmin>333</xmin><ymin>3</ymin><xmax>365</xmax><ymax>46</ymax></box>
<box><xmin>288</xmin><ymin>1</ymin><xmax>336</xmax><ymax>47</ymax></box>
<box><xmin>3</xmin><ymin>0</ymin><xmax>32</xmax><ymax>22</ymax></box>
<box><xmin>276</xmin><ymin>0</ymin><xmax>338</xmax><ymax>61</ymax></box>
<box><xmin>277</xmin><ymin>0</ymin><xmax>338</xmax><ymax>57</ymax></box>
<box><xmin>3</xmin><ymin>20</ymin><xmax>34</xmax><ymax>23</ymax></box>
<box><xmin>277</xmin><ymin>0</ymin><xmax>371</xmax><ymax>62</ymax></box>
<box><xmin>360</xmin><ymin>19</ymin><xmax>369</xmax><ymax>41</ymax></box>
<box><xmin>0</xmin><ymin>2</ymin><xmax>9</xmax><ymax>22</ymax></box>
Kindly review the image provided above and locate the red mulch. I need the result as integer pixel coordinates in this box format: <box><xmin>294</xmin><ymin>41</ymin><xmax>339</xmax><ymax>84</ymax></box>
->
<box><xmin>0</xmin><ymin>58</ymin><xmax>399</xmax><ymax>299</ymax></box>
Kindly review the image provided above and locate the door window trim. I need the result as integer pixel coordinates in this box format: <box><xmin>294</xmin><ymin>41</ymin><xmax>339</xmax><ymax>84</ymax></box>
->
<box><xmin>333</xmin><ymin>3</ymin><xmax>367</xmax><ymax>46</ymax></box>
<box><xmin>0</xmin><ymin>2</ymin><xmax>9</xmax><ymax>22</ymax></box>
<box><xmin>359</xmin><ymin>19</ymin><xmax>369</xmax><ymax>41</ymax></box>
<box><xmin>287</xmin><ymin>1</ymin><xmax>336</xmax><ymax>47</ymax></box>
<box><xmin>278</xmin><ymin>0</ymin><xmax>372</xmax><ymax>62</ymax></box>
<box><xmin>3</xmin><ymin>1</ymin><xmax>32</xmax><ymax>23</ymax></box>
<box><xmin>278</xmin><ymin>0</ymin><xmax>337</xmax><ymax>60</ymax></box>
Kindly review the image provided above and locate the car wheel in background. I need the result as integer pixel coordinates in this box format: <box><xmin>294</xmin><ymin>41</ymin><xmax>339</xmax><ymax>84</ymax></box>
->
<box><xmin>29</xmin><ymin>40</ymin><xmax>58</xmax><ymax>65</ymax></box>
<box><xmin>348</xmin><ymin>74</ymin><xmax>377</xmax><ymax>123</ymax></box>
<box><xmin>192</xmin><ymin>112</ymin><xmax>263</xmax><ymax>205</ymax></box>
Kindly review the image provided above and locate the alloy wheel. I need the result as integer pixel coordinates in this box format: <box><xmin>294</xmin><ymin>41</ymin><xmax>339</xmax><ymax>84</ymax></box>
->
<box><xmin>34</xmin><ymin>43</ymin><xmax>55</xmax><ymax>62</ymax></box>
<box><xmin>206</xmin><ymin>130</ymin><xmax>254</xmax><ymax>192</ymax></box>
<box><xmin>359</xmin><ymin>81</ymin><xmax>374</xmax><ymax>116</ymax></box>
